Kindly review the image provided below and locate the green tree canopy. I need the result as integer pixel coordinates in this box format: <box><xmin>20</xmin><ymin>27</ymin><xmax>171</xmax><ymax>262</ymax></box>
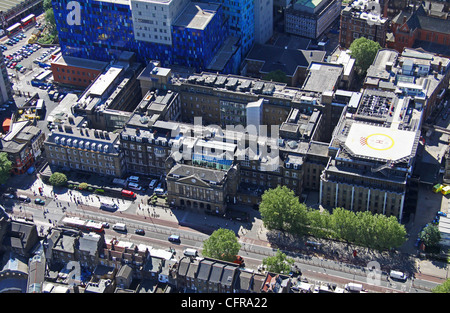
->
<box><xmin>49</xmin><ymin>172</ymin><xmax>67</xmax><ymax>187</ymax></box>
<box><xmin>349</xmin><ymin>37</ymin><xmax>381</xmax><ymax>74</ymax></box>
<box><xmin>433</xmin><ymin>278</ymin><xmax>450</xmax><ymax>293</ymax></box>
<box><xmin>202</xmin><ymin>228</ymin><xmax>241</xmax><ymax>262</ymax></box>
<box><xmin>419</xmin><ymin>224</ymin><xmax>441</xmax><ymax>248</ymax></box>
<box><xmin>0</xmin><ymin>152</ymin><xmax>12</xmax><ymax>184</ymax></box>
<box><xmin>259</xmin><ymin>186</ymin><xmax>308</xmax><ymax>234</ymax></box>
<box><xmin>262</xmin><ymin>249</ymin><xmax>295</xmax><ymax>274</ymax></box>
<box><xmin>43</xmin><ymin>0</ymin><xmax>52</xmax><ymax>10</ymax></box>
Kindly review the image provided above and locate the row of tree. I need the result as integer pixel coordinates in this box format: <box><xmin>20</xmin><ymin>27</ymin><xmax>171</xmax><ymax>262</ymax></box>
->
<box><xmin>259</xmin><ymin>186</ymin><xmax>407</xmax><ymax>250</ymax></box>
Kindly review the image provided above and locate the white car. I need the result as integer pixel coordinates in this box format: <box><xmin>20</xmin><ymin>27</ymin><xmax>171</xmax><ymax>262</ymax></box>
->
<box><xmin>128</xmin><ymin>182</ymin><xmax>142</xmax><ymax>191</ymax></box>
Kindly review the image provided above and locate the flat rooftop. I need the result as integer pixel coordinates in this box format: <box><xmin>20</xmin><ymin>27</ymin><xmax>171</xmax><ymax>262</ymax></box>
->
<box><xmin>344</xmin><ymin>123</ymin><xmax>417</xmax><ymax>162</ymax></box>
<box><xmin>52</xmin><ymin>54</ymin><xmax>108</xmax><ymax>71</ymax></box>
<box><xmin>173</xmin><ymin>2</ymin><xmax>219</xmax><ymax>30</ymax></box>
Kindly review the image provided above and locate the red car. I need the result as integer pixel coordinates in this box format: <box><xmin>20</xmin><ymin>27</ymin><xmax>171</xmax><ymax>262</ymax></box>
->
<box><xmin>10</xmin><ymin>62</ymin><xmax>17</xmax><ymax>68</ymax></box>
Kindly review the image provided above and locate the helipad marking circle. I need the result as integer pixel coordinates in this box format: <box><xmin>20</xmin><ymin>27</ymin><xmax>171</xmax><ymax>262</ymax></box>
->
<box><xmin>365</xmin><ymin>133</ymin><xmax>395</xmax><ymax>151</ymax></box>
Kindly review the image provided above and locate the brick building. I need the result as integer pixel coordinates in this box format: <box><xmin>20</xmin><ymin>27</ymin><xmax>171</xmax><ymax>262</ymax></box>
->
<box><xmin>388</xmin><ymin>4</ymin><xmax>450</xmax><ymax>57</ymax></box>
<box><xmin>51</xmin><ymin>54</ymin><xmax>108</xmax><ymax>88</ymax></box>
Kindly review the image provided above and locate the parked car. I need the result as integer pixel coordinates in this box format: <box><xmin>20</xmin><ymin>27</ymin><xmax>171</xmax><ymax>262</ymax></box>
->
<box><xmin>17</xmin><ymin>195</ymin><xmax>31</xmax><ymax>202</ymax></box>
<box><xmin>3</xmin><ymin>193</ymin><xmax>15</xmax><ymax>199</ymax></box>
<box><xmin>128</xmin><ymin>182</ymin><xmax>142</xmax><ymax>191</ymax></box>
<box><xmin>34</xmin><ymin>198</ymin><xmax>45</xmax><ymax>205</ymax></box>
<box><xmin>135</xmin><ymin>229</ymin><xmax>145</xmax><ymax>235</ymax></box>
<box><xmin>437</xmin><ymin>211</ymin><xmax>447</xmax><ymax>217</ymax></box>
<box><xmin>102</xmin><ymin>222</ymin><xmax>110</xmax><ymax>229</ymax></box>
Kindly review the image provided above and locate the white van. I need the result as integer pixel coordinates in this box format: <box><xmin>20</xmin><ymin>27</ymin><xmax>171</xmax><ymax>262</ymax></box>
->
<box><xmin>154</xmin><ymin>183</ymin><xmax>165</xmax><ymax>196</ymax></box>
<box><xmin>112</xmin><ymin>223</ymin><xmax>127</xmax><ymax>232</ymax></box>
<box><xmin>149</xmin><ymin>179</ymin><xmax>158</xmax><ymax>189</ymax></box>
<box><xmin>390</xmin><ymin>270</ymin><xmax>407</xmax><ymax>281</ymax></box>
<box><xmin>183</xmin><ymin>248</ymin><xmax>198</xmax><ymax>257</ymax></box>
<box><xmin>345</xmin><ymin>283</ymin><xmax>363</xmax><ymax>292</ymax></box>
<box><xmin>127</xmin><ymin>176</ymin><xmax>139</xmax><ymax>183</ymax></box>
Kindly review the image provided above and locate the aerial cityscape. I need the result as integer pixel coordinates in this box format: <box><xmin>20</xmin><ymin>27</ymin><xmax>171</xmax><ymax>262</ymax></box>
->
<box><xmin>0</xmin><ymin>0</ymin><xmax>449</xmax><ymax>301</ymax></box>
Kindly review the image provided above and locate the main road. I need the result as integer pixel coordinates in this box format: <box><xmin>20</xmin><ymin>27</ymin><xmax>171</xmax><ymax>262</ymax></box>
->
<box><xmin>4</xmin><ymin>185</ymin><xmax>438</xmax><ymax>294</ymax></box>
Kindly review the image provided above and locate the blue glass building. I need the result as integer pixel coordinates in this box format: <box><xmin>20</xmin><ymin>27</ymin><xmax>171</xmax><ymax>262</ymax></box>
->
<box><xmin>52</xmin><ymin>0</ymin><xmax>229</xmax><ymax>72</ymax></box>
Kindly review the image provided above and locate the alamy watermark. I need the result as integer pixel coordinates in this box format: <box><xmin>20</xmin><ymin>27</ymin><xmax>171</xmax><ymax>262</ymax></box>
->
<box><xmin>366</xmin><ymin>261</ymin><xmax>382</xmax><ymax>286</ymax></box>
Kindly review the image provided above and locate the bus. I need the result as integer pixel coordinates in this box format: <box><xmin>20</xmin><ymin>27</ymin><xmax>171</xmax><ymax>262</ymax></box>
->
<box><xmin>6</xmin><ymin>22</ymin><xmax>22</xmax><ymax>37</ymax></box>
<box><xmin>61</xmin><ymin>216</ymin><xmax>104</xmax><ymax>233</ymax></box>
<box><xmin>36</xmin><ymin>99</ymin><xmax>45</xmax><ymax>115</ymax></box>
<box><xmin>20</xmin><ymin>14</ymin><xmax>36</xmax><ymax>29</ymax></box>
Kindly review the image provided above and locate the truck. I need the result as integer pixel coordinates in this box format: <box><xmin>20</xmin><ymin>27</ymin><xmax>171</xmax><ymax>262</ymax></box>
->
<box><xmin>112</xmin><ymin>223</ymin><xmax>127</xmax><ymax>232</ymax></box>
<box><xmin>345</xmin><ymin>283</ymin><xmax>363</xmax><ymax>292</ymax></box>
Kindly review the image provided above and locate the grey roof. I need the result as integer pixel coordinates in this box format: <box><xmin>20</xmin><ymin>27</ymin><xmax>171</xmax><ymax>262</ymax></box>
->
<box><xmin>186</xmin><ymin>260</ymin><xmax>199</xmax><ymax>279</ymax></box>
<box><xmin>173</xmin><ymin>2</ymin><xmax>219</xmax><ymax>30</ymax></box>
<box><xmin>246</xmin><ymin>44</ymin><xmax>325</xmax><ymax>77</ymax></box>
<box><xmin>177</xmin><ymin>258</ymin><xmax>191</xmax><ymax>277</ymax></box>
<box><xmin>220</xmin><ymin>265</ymin><xmax>237</xmax><ymax>286</ymax></box>
<box><xmin>168</xmin><ymin>164</ymin><xmax>227</xmax><ymax>184</ymax></box>
<box><xmin>209</xmin><ymin>262</ymin><xmax>225</xmax><ymax>284</ymax></box>
<box><xmin>78</xmin><ymin>235</ymin><xmax>100</xmax><ymax>256</ymax></box>
<box><xmin>196</xmin><ymin>260</ymin><xmax>214</xmax><ymax>281</ymax></box>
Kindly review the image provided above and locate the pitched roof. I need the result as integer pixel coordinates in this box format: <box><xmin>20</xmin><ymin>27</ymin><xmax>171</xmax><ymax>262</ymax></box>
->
<box><xmin>246</xmin><ymin>44</ymin><xmax>325</xmax><ymax>77</ymax></box>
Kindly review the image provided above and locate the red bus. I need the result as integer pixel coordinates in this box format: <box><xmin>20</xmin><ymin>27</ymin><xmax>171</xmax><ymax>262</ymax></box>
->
<box><xmin>6</xmin><ymin>22</ymin><xmax>22</xmax><ymax>37</ymax></box>
<box><xmin>121</xmin><ymin>189</ymin><xmax>136</xmax><ymax>199</ymax></box>
<box><xmin>61</xmin><ymin>217</ymin><xmax>104</xmax><ymax>233</ymax></box>
<box><xmin>21</xmin><ymin>14</ymin><xmax>36</xmax><ymax>29</ymax></box>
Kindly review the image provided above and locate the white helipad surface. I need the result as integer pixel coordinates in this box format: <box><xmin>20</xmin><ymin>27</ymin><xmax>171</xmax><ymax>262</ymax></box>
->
<box><xmin>344</xmin><ymin>123</ymin><xmax>416</xmax><ymax>161</ymax></box>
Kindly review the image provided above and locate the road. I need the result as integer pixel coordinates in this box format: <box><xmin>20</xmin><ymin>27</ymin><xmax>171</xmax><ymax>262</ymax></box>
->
<box><xmin>3</xmin><ymin>178</ymin><xmax>439</xmax><ymax>293</ymax></box>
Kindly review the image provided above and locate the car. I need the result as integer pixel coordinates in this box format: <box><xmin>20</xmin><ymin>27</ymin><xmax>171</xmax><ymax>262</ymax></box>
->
<box><xmin>437</xmin><ymin>211</ymin><xmax>447</xmax><ymax>217</ymax></box>
<box><xmin>17</xmin><ymin>195</ymin><xmax>31</xmax><ymax>202</ymax></box>
<box><xmin>149</xmin><ymin>179</ymin><xmax>158</xmax><ymax>189</ymax></box>
<box><xmin>128</xmin><ymin>182</ymin><xmax>142</xmax><ymax>191</ymax></box>
<box><xmin>2</xmin><ymin>193</ymin><xmax>15</xmax><ymax>199</ymax></box>
<box><xmin>168</xmin><ymin>234</ymin><xmax>181</xmax><ymax>243</ymax></box>
<box><xmin>135</xmin><ymin>229</ymin><xmax>145</xmax><ymax>235</ymax></box>
<box><xmin>34</xmin><ymin>198</ymin><xmax>45</xmax><ymax>205</ymax></box>
<box><xmin>102</xmin><ymin>222</ymin><xmax>110</xmax><ymax>228</ymax></box>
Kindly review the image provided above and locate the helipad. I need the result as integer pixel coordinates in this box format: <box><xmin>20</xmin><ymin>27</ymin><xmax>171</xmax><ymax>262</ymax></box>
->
<box><xmin>344</xmin><ymin>123</ymin><xmax>416</xmax><ymax>162</ymax></box>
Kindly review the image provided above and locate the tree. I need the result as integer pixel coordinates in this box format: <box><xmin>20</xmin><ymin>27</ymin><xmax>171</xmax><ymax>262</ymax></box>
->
<box><xmin>43</xmin><ymin>0</ymin><xmax>52</xmax><ymax>10</ymax></box>
<box><xmin>419</xmin><ymin>224</ymin><xmax>441</xmax><ymax>248</ymax></box>
<box><xmin>433</xmin><ymin>278</ymin><xmax>450</xmax><ymax>293</ymax></box>
<box><xmin>78</xmin><ymin>182</ymin><xmax>88</xmax><ymax>190</ymax></box>
<box><xmin>262</xmin><ymin>249</ymin><xmax>295</xmax><ymax>274</ymax></box>
<box><xmin>259</xmin><ymin>186</ymin><xmax>308</xmax><ymax>234</ymax></box>
<box><xmin>0</xmin><ymin>152</ymin><xmax>12</xmax><ymax>184</ymax></box>
<box><xmin>349</xmin><ymin>37</ymin><xmax>381</xmax><ymax>74</ymax></box>
<box><xmin>49</xmin><ymin>172</ymin><xmax>67</xmax><ymax>187</ymax></box>
<box><xmin>202</xmin><ymin>228</ymin><xmax>241</xmax><ymax>262</ymax></box>
<box><xmin>45</xmin><ymin>8</ymin><xmax>56</xmax><ymax>32</ymax></box>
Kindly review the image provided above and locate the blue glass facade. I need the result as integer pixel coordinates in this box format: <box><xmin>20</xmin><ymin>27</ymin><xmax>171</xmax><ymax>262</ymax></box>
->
<box><xmin>52</xmin><ymin>0</ymin><xmax>228</xmax><ymax>72</ymax></box>
<box><xmin>197</xmin><ymin>0</ymin><xmax>254</xmax><ymax>57</ymax></box>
